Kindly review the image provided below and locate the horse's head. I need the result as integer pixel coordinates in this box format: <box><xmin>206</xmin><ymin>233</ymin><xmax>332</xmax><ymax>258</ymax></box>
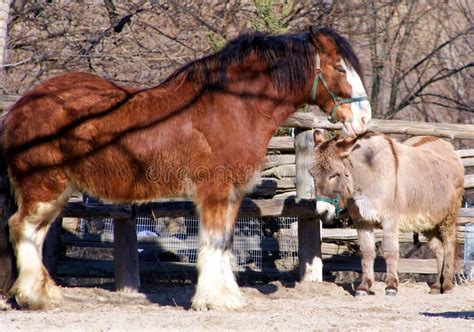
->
<box><xmin>309</xmin><ymin>130</ymin><xmax>358</xmax><ymax>223</ymax></box>
<box><xmin>308</xmin><ymin>27</ymin><xmax>372</xmax><ymax>137</ymax></box>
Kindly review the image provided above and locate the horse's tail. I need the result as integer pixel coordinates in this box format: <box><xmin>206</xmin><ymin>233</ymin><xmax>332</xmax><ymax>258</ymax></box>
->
<box><xmin>0</xmin><ymin>117</ymin><xmax>16</xmax><ymax>297</ymax></box>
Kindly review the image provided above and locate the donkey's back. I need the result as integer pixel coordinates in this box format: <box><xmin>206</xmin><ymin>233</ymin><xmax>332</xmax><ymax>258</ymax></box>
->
<box><xmin>395</xmin><ymin>136</ymin><xmax>464</xmax><ymax>231</ymax></box>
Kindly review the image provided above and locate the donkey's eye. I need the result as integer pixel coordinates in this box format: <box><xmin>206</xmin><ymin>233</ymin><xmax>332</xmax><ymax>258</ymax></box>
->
<box><xmin>329</xmin><ymin>173</ymin><xmax>340</xmax><ymax>180</ymax></box>
<box><xmin>336</xmin><ymin>65</ymin><xmax>346</xmax><ymax>73</ymax></box>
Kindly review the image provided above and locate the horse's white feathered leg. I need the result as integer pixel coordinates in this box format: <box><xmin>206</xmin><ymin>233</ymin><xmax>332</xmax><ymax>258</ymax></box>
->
<box><xmin>192</xmin><ymin>230</ymin><xmax>245</xmax><ymax>311</ymax></box>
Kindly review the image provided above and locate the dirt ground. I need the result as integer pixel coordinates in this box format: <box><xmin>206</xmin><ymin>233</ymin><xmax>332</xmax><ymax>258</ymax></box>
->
<box><xmin>1</xmin><ymin>281</ymin><xmax>473</xmax><ymax>331</ymax></box>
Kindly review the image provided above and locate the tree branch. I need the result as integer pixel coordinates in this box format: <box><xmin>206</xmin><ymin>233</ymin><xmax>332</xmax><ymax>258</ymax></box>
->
<box><xmin>388</xmin><ymin>62</ymin><xmax>474</xmax><ymax>118</ymax></box>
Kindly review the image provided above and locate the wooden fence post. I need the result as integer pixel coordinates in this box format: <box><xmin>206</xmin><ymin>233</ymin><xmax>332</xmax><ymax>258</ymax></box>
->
<box><xmin>0</xmin><ymin>182</ymin><xmax>15</xmax><ymax>297</ymax></box>
<box><xmin>294</xmin><ymin>128</ymin><xmax>322</xmax><ymax>282</ymax></box>
<box><xmin>113</xmin><ymin>217</ymin><xmax>140</xmax><ymax>292</ymax></box>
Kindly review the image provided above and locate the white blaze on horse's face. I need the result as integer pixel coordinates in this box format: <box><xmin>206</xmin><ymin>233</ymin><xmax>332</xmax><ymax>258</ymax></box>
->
<box><xmin>341</xmin><ymin>60</ymin><xmax>372</xmax><ymax>137</ymax></box>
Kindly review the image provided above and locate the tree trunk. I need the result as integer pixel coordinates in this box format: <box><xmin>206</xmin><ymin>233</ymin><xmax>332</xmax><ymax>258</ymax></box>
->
<box><xmin>0</xmin><ymin>0</ymin><xmax>11</xmax><ymax>84</ymax></box>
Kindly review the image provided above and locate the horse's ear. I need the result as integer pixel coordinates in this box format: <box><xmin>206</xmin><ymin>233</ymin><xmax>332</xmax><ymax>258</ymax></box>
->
<box><xmin>335</xmin><ymin>137</ymin><xmax>358</xmax><ymax>158</ymax></box>
<box><xmin>309</xmin><ymin>26</ymin><xmax>335</xmax><ymax>53</ymax></box>
<box><xmin>313</xmin><ymin>129</ymin><xmax>325</xmax><ymax>147</ymax></box>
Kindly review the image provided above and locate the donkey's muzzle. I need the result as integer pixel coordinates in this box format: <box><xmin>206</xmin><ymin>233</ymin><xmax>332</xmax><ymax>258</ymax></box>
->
<box><xmin>316</xmin><ymin>201</ymin><xmax>336</xmax><ymax>223</ymax></box>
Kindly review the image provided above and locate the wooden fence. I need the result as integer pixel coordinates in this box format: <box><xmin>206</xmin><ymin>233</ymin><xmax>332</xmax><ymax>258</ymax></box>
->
<box><xmin>0</xmin><ymin>94</ymin><xmax>473</xmax><ymax>294</ymax></box>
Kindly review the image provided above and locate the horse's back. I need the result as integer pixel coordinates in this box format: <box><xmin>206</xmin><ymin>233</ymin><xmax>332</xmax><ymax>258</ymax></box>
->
<box><xmin>396</xmin><ymin>136</ymin><xmax>464</xmax><ymax>225</ymax></box>
<box><xmin>1</xmin><ymin>72</ymin><xmax>141</xmax><ymax>198</ymax></box>
<box><xmin>3</xmin><ymin>72</ymin><xmax>135</xmax><ymax>147</ymax></box>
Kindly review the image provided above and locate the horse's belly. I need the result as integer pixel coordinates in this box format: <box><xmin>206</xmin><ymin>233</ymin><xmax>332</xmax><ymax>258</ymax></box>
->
<box><xmin>68</xmin><ymin>148</ymin><xmax>194</xmax><ymax>203</ymax></box>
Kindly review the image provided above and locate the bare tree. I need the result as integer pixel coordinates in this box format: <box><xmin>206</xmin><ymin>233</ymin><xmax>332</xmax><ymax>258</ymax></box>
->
<box><xmin>2</xmin><ymin>0</ymin><xmax>473</xmax><ymax>131</ymax></box>
<box><xmin>0</xmin><ymin>0</ymin><xmax>12</xmax><ymax>90</ymax></box>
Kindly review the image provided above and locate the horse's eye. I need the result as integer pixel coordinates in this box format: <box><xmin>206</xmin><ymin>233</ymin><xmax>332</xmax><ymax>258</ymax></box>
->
<box><xmin>336</xmin><ymin>65</ymin><xmax>346</xmax><ymax>73</ymax></box>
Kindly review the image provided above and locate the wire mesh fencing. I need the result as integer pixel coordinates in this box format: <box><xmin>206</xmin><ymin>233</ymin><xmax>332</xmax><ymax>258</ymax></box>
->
<box><xmin>464</xmin><ymin>224</ymin><xmax>474</xmax><ymax>280</ymax></box>
<box><xmin>80</xmin><ymin>215</ymin><xmax>299</xmax><ymax>273</ymax></box>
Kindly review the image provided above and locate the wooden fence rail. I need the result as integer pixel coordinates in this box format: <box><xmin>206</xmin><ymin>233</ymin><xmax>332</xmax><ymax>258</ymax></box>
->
<box><xmin>60</xmin><ymin>199</ymin><xmax>474</xmax><ymax>224</ymax></box>
<box><xmin>283</xmin><ymin>112</ymin><xmax>474</xmax><ymax>139</ymax></box>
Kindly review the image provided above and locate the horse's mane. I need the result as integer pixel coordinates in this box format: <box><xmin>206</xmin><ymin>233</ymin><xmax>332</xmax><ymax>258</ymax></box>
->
<box><xmin>162</xmin><ymin>28</ymin><xmax>362</xmax><ymax>93</ymax></box>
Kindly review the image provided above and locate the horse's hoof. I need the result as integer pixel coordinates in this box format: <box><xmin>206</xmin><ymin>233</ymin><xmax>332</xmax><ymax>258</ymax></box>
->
<box><xmin>355</xmin><ymin>290</ymin><xmax>369</xmax><ymax>297</ymax></box>
<box><xmin>385</xmin><ymin>289</ymin><xmax>397</xmax><ymax>296</ymax></box>
<box><xmin>191</xmin><ymin>290</ymin><xmax>246</xmax><ymax>311</ymax></box>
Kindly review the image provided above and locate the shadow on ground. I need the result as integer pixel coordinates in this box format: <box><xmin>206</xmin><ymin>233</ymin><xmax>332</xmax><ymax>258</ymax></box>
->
<box><xmin>422</xmin><ymin>311</ymin><xmax>474</xmax><ymax>320</ymax></box>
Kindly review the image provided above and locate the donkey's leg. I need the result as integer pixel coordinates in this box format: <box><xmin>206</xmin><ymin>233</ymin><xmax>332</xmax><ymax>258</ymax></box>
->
<box><xmin>8</xmin><ymin>185</ymin><xmax>72</xmax><ymax>309</ymax></box>
<box><xmin>192</xmin><ymin>187</ymin><xmax>245</xmax><ymax>311</ymax></box>
<box><xmin>439</xmin><ymin>218</ymin><xmax>458</xmax><ymax>294</ymax></box>
<box><xmin>382</xmin><ymin>221</ymin><xmax>399</xmax><ymax>295</ymax></box>
<box><xmin>423</xmin><ymin>230</ymin><xmax>443</xmax><ymax>294</ymax></box>
<box><xmin>355</xmin><ymin>225</ymin><xmax>376</xmax><ymax>296</ymax></box>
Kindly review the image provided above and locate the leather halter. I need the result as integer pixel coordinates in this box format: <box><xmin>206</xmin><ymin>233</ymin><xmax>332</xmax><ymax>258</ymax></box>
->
<box><xmin>311</xmin><ymin>53</ymin><xmax>368</xmax><ymax>124</ymax></box>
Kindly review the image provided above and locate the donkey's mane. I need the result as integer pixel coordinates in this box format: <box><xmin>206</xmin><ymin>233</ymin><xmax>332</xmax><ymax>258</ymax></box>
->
<box><xmin>319</xmin><ymin>131</ymin><xmax>378</xmax><ymax>152</ymax></box>
<box><xmin>162</xmin><ymin>28</ymin><xmax>362</xmax><ymax>93</ymax></box>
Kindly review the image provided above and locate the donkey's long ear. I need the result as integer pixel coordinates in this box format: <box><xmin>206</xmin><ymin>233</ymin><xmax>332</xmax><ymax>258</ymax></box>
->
<box><xmin>335</xmin><ymin>137</ymin><xmax>358</xmax><ymax>158</ymax></box>
<box><xmin>313</xmin><ymin>129</ymin><xmax>325</xmax><ymax>147</ymax></box>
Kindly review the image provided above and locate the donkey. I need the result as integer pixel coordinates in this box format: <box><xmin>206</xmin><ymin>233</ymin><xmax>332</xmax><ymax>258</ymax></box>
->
<box><xmin>310</xmin><ymin>131</ymin><xmax>464</xmax><ymax>296</ymax></box>
<box><xmin>1</xmin><ymin>27</ymin><xmax>371</xmax><ymax>310</ymax></box>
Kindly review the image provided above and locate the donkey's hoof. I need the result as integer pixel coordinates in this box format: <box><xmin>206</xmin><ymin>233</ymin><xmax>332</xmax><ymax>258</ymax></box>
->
<box><xmin>385</xmin><ymin>289</ymin><xmax>398</xmax><ymax>296</ymax></box>
<box><xmin>430</xmin><ymin>287</ymin><xmax>441</xmax><ymax>294</ymax></box>
<box><xmin>355</xmin><ymin>290</ymin><xmax>369</xmax><ymax>297</ymax></box>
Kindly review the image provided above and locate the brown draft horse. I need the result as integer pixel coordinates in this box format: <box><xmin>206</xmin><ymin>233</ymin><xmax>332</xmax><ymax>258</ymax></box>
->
<box><xmin>310</xmin><ymin>132</ymin><xmax>464</xmax><ymax>296</ymax></box>
<box><xmin>1</xmin><ymin>27</ymin><xmax>371</xmax><ymax>310</ymax></box>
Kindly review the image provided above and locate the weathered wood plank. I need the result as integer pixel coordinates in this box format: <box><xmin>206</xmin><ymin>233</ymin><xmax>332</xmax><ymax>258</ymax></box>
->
<box><xmin>457</xmin><ymin>149</ymin><xmax>474</xmax><ymax>158</ymax></box>
<box><xmin>56</xmin><ymin>255</ymin><xmax>463</xmax><ymax>277</ymax></box>
<box><xmin>465</xmin><ymin>174</ymin><xmax>474</xmax><ymax>189</ymax></box>
<box><xmin>61</xmin><ymin>203</ymin><xmax>132</xmax><ymax>219</ymax></box>
<box><xmin>59</xmin><ymin>201</ymin><xmax>473</xmax><ymax>224</ymax></box>
<box><xmin>282</xmin><ymin>113</ymin><xmax>474</xmax><ymax>140</ymax></box>
<box><xmin>462</xmin><ymin>158</ymin><xmax>474</xmax><ymax>168</ymax></box>
<box><xmin>263</xmin><ymin>154</ymin><xmax>295</xmax><ymax>169</ymax></box>
<box><xmin>261</xmin><ymin>165</ymin><xmax>296</xmax><ymax>177</ymax></box>
<box><xmin>323</xmin><ymin>255</ymin><xmax>464</xmax><ymax>274</ymax></box>
<box><xmin>317</xmin><ymin>228</ymin><xmax>466</xmax><ymax>244</ymax></box>
<box><xmin>267</xmin><ymin>136</ymin><xmax>294</xmax><ymax>152</ymax></box>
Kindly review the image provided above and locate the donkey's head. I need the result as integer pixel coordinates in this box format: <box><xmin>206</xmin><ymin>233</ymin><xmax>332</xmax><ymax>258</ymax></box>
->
<box><xmin>308</xmin><ymin>27</ymin><xmax>372</xmax><ymax>137</ymax></box>
<box><xmin>309</xmin><ymin>130</ymin><xmax>358</xmax><ymax>223</ymax></box>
